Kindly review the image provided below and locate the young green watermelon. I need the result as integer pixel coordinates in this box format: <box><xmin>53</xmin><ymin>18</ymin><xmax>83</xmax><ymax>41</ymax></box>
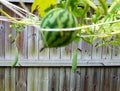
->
<box><xmin>40</xmin><ymin>8</ymin><xmax>78</xmax><ymax>48</ymax></box>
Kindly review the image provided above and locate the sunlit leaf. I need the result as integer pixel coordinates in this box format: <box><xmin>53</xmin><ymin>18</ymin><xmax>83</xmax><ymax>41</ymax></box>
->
<box><xmin>31</xmin><ymin>0</ymin><xmax>57</xmax><ymax>17</ymax></box>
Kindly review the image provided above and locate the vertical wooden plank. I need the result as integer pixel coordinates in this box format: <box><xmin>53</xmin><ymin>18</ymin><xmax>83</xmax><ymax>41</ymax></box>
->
<box><xmin>74</xmin><ymin>68</ymin><xmax>81</xmax><ymax>91</ymax></box>
<box><xmin>28</xmin><ymin>26</ymin><xmax>38</xmax><ymax>59</ymax></box>
<box><xmin>16</xmin><ymin>68</ymin><xmax>27</xmax><ymax>91</ymax></box>
<box><xmin>92</xmin><ymin>40</ymin><xmax>102</xmax><ymax>59</ymax></box>
<box><xmin>92</xmin><ymin>68</ymin><xmax>101</xmax><ymax>91</ymax></box>
<box><xmin>5</xmin><ymin>68</ymin><xmax>15</xmax><ymax>91</ymax></box>
<box><xmin>79</xmin><ymin>68</ymin><xmax>86</xmax><ymax>91</ymax></box>
<box><xmin>28</xmin><ymin>68</ymin><xmax>48</xmax><ymax>91</ymax></box>
<box><xmin>48</xmin><ymin>68</ymin><xmax>59</xmax><ymax>91</ymax></box>
<box><xmin>102</xmin><ymin>46</ymin><xmax>112</xmax><ymax>59</ymax></box>
<box><xmin>109</xmin><ymin>68</ymin><xmax>118</xmax><ymax>91</ymax></box>
<box><xmin>0</xmin><ymin>21</ymin><xmax>5</xmax><ymax>59</ymax></box>
<box><xmin>4</xmin><ymin>7</ymin><xmax>16</xmax><ymax>59</ymax></box>
<box><xmin>77</xmin><ymin>40</ymin><xmax>82</xmax><ymax>60</ymax></box>
<box><xmin>0</xmin><ymin>68</ymin><xmax>5</xmax><ymax>91</ymax></box>
<box><xmin>39</xmin><ymin>32</ymin><xmax>49</xmax><ymax>60</ymax></box>
<box><xmin>117</xmin><ymin>68</ymin><xmax>120</xmax><ymax>91</ymax></box>
<box><xmin>38</xmin><ymin>68</ymin><xmax>49</xmax><ymax>91</ymax></box>
<box><xmin>59</xmin><ymin>68</ymin><xmax>70</xmax><ymax>91</ymax></box>
<box><xmin>87</xmin><ymin>68</ymin><xmax>94</xmax><ymax>91</ymax></box>
<box><xmin>39</xmin><ymin>47</ymin><xmax>50</xmax><ymax>60</ymax></box>
<box><xmin>70</xmin><ymin>70</ymin><xmax>76</xmax><ymax>91</ymax></box>
<box><xmin>100</xmin><ymin>67</ymin><xmax>110</xmax><ymax>91</ymax></box>
<box><xmin>112</xmin><ymin>46</ymin><xmax>120</xmax><ymax>59</ymax></box>
<box><xmin>81</xmin><ymin>40</ymin><xmax>92</xmax><ymax>60</ymax></box>
<box><xmin>0</xmin><ymin>5</ymin><xmax>5</xmax><ymax>59</ymax></box>
<box><xmin>61</xmin><ymin>44</ymin><xmax>72</xmax><ymax>60</ymax></box>
<box><xmin>27</xmin><ymin>68</ymin><xmax>38</xmax><ymax>91</ymax></box>
<box><xmin>16</xmin><ymin>26</ymin><xmax>28</xmax><ymax>59</ymax></box>
<box><xmin>49</xmin><ymin>48</ymin><xmax>61</xmax><ymax>60</ymax></box>
<box><xmin>70</xmin><ymin>69</ymin><xmax>81</xmax><ymax>91</ymax></box>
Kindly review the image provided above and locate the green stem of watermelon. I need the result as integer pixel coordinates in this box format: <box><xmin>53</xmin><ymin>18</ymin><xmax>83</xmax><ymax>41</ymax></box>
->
<box><xmin>83</xmin><ymin>0</ymin><xmax>99</xmax><ymax>12</ymax></box>
<box><xmin>98</xmin><ymin>0</ymin><xmax>108</xmax><ymax>15</ymax></box>
<box><xmin>65</xmin><ymin>0</ymin><xmax>71</xmax><ymax>10</ymax></box>
<box><xmin>108</xmin><ymin>0</ymin><xmax>119</xmax><ymax>13</ymax></box>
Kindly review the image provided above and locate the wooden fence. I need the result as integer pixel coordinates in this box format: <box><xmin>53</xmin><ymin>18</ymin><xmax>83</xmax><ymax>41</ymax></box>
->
<box><xmin>0</xmin><ymin>1</ymin><xmax>120</xmax><ymax>91</ymax></box>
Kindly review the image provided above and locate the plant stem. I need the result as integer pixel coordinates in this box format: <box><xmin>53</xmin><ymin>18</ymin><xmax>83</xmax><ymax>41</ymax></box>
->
<box><xmin>0</xmin><ymin>9</ymin><xmax>21</xmax><ymax>23</ymax></box>
<box><xmin>80</xmin><ymin>5</ymin><xmax>89</xmax><ymax>25</ymax></box>
<box><xmin>0</xmin><ymin>9</ymin><xmax>33</xmax><ymax>26</ymax></box>
<box><xmin>65</xmin><ymin>0</ymin><xmax>71</xmax><ymax>10</ymax></box>
<box><xmin>98</xmin><ymin>0</ymin><xmax>108</xmax><ymax>15</ymax></box>
<box><xmin>108</xmin><ymin>0</ymin><xmax>120</xmax><ymax>13</ymax></box>
<box><xmin>83</xmin><ymin>0</ymin><xmax>98</xmax><ymax>11</ymax></box>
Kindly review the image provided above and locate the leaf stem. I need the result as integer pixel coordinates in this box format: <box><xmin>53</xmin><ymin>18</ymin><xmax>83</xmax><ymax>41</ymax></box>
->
<box><xmin>65</xmin><ymin>0</ymin><xmax>71</xmax><ymax>10</ymax></box>
<box><xmin>0</xmin><ymin>9</ymin><xmax>21</xmax><ymax>23</ymax></box>
<box><xmin>0</xmin><ymin>9</ymin><xmax>34</xmax><ymax>26</ymax></box>
<box><xmin>83</xmin><ymin>0</ymin><xmax>98</xmax><ymax>11</ymax></box>
<box><xmin>108</xmin><ymin>0</ymin><xmax>120</xmax><ymax>13</ymax></box>
<box><xmin>98</xmin><ymin>0</ymin><xmax>108</xmax><ymax>15</ymax></box>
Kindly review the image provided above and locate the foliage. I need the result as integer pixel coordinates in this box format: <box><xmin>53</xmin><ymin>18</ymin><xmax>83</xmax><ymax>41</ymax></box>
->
<box><xmin>31</xmin><ymin>0</ymin><xmax>58</xmax><ymax>17</ymax></box>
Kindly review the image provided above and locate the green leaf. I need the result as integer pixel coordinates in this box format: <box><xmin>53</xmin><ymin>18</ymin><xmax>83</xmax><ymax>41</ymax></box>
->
<box><xmin>72</xmin><ymin>49</ymin><xmax>78</xmax><ymax>71</ymax></box>
<box><xmin>31</xmin><ymin>0</ymin><xmax>57</xmax><ymax>17</ymax></box>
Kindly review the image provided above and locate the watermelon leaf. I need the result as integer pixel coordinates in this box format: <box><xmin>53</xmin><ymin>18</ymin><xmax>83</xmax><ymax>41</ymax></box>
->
<box><xmin>31</xmin><ymin>0</ymin><xmax>57</xmax><ymax>17</ymax></box>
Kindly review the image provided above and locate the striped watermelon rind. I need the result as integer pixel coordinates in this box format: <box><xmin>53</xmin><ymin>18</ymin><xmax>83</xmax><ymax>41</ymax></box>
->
<box><xmin>40</xmin><ymin>8</ymin><xmax>78</xmax><ymax>48</ymax></box>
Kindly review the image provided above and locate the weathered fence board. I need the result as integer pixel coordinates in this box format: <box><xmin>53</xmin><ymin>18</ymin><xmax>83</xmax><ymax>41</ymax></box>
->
<box><xmin>28</xmin><ymin>26</ymin><xmax>39</xmax><ymax>59</ymax></box>
<box><xmin>112</xmin><ymin>46</ymin><xmax>120</xmax><ymax>59</ymax></box>
<box><xmin>59</xmin><ymin>68</ymin><xmax>71</xmax><ymax>91</ymax></box>
<box><xmin>15</xmin><ymin>68</ymin><xmax>27</xmax><ymax>91</ymax></box>
<box><xmin>5</xmin><ymin>68</ymin><xmax>15</xmax><ymax>91</ymax></box>
<box><xmin>92</xmin><ymin>39</ymin><xmax>102</xmax><ymax>59</ymax></box>
<box><xmin>0</xmin><ymin>21</ymin><xmax>5</xmax><ymax>59</ymax></box>
<box><xmin>0</xmin><ymin>68</ymin><xmax>5</xmax><ymax>91</ymax></box>
<box><xmin>0</xmin><ymin>67</ymin><xmax>120</xmax><ymax>91</ymax></box>
<box><xmin>27</xmin><ymin>68</ymin><xmax>39</xmax><ymax>91</ymax></box>
<box><xmin>81</xmin><ymin>40</ymin><xmax>92</xmax><ymax>60</ymax></box>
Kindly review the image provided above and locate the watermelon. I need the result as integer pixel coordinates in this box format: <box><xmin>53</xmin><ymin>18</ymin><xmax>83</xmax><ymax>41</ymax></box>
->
<box><xmin>40</xmin><ymin>8</ymin><xmax>78</xmax><ymax>48</ymax></box>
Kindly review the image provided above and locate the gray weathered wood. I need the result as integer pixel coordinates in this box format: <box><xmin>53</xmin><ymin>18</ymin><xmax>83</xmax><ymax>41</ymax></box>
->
<box><xmin>81</xmin><ymin>40</ymin><xmax>92</xmax><ymax>60</ymax></box>
<box><xmin>5</xmin><ymin>68</ymin><xmax>15</xmax><ymax>91</ymax></box>
<box><xmin>28</xmin><ymin>26</ymin><xmax>39</xmax><ymax>59</ymax></box>
<box><xmin>27</xmin><ymin>68</ymin><xmax>39</xmax><ymax>91</ymax></box>
<box><xmin>102</xmin><ymin>46</ymin><xmax>112</xmax><ymax>59</ymax></box>
<box><xmin>0</xmin><ymin>21</ymin><xmax>5</xmax><ymax>59</ymax></box>
<box><xmin>59</xmin><ymin>68</ymin><xmax>70</xmax><ymax>91</ymax></box>
<box><xmin>15</xmin><ymin>68</ymin><xmax>27</xmax><ymax>91</ymax></box>
<box><xmin>0</xmin><ymin>68</ymin><xmax>5</xmax><ymax>91</ymax></box>
<box><xmin>49</xmin><ymin>68</ymin><xmax>59</xmax><ymax>91</ymax></box>
<box><xmin>4</xmin><ymin>6</ymin><xmax>16</xmax><ymax>59</ymax></box>
<box><xmin>92</xmin><ymin>39</ymin><xmax>102</xmax><ymax>59</ymax></box>
<box><xmin>61</xmin><ymin>44</ymin><xmax>72</xmax><ymax>60</ymax></box>
<box><xmin>49</xmin><ymin>48</ymin><xmax>61</xmax><ymax>60</ymax></box>
<box><xmin>0</xmin><ymin>67</ymin><xmax>120</xmax><ymax>91</ymax></box>
<box><xmin>37</xmin><ymin>68</ymin><xmax>49</xmax><ymax>91</ymax></box>
<box><xmin>112</xmin><ymin>46</ymin><xmax>120</xmax><ymax>59</ymax></box>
